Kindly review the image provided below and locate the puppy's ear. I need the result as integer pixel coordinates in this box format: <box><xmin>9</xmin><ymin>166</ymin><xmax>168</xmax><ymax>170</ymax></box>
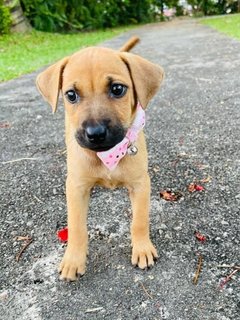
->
<box><xmin>120</xmin><ymin>52</ymin><xmax>164</xmax><ymax>108</ymax></box>
<box><xmin>36</xmin><ymin>57</ymin><xmax>69</xmax><ymax>113</ymax></box>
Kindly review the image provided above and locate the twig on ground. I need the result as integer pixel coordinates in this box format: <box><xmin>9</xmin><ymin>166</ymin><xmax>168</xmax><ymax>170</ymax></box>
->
<box><xmin>219</xmin><ymin>268</ymin><xmax>239</xmax><ymax>289</ymax></box>
<box><xmin>16</xmin><ymin>237</ymin><xmax>33</xmax><ymax>262</ymax></box>
<box><xmin>85</xmin><ymin>307</ymin><xmax>104</xmax><ymax>313</ymax></box>
<box><xmin>193</xmin><ymin>254</ymin><xmax>203</xmax><ymax>285</ymax></box>
<box><xmin>200</xmin><ymin>176</ymin><xmax>212</xmax><ymax>183</ymax></box>
<box><xmin>33</xmin><ymin>195</ymin><xmax>44</xmax><ymax>203</ymax></box>
<box><xmin>56</xmin><ymin>148</ymin><xmax>67</xmax><ymax>155</ymax></box>
<box><xmin>2</xmin><ymin>158</ymin><xmax>38</xmax><ymax>164</ymax></box>
<box><xmin>217</xmin><ymin>264</ymin><xmax>240</xmax><ymax>270</ymax></box>
<box><xmin>16</xmin><ymin>235</ymin><xmax>32</xmax><ymax>241</ymax></box>
<box><xmin>139</xmin><ymin>281</ymin><xmax>153</xmax><ymax>299</ymax></box>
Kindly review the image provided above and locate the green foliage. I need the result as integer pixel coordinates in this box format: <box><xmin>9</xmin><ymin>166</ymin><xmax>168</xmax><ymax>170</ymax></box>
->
<box><xmin>188</xmin><ymin>0</ymin><xmax>240</xmax><ymax>16</ymax></box>
<box><xmin>201</xmin><ymin>13</ymin><xmax>240</xmax><ymax>39</ymax></box>
<box><xmin>0</xmin><ymin>0</ymin><xmax>12</xmax><ymax>34</ymax></box>
<box><xmin>20</xmin><ymin>0</ymin><xmax>156</xmax><ymax>32</ymax></box>
<box><xmin>0</xmin><ymin>25</ymin><xmax>133</xmax><ymax>81</ymax></box>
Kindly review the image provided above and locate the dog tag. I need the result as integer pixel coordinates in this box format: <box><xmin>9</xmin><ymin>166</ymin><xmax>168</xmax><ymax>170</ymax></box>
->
<box><xmin>127</xmin><ymin>144</ymin><xmax>138</xmax><ymax>156</ymax></box>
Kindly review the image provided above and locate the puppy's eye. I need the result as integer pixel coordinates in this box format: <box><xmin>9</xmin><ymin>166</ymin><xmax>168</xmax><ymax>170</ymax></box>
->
<box><xmin>110</xmin><ymin>84</ymin><xmax>127</xmax><ymax>98</ymax></box>
<box><xmin>65</xmin><ymin>90</ymin><xmax>79</xmax><ymax>104</ymax></box>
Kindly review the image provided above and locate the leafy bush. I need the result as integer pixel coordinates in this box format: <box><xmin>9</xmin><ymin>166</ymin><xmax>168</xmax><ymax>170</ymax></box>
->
<box><xmin>188</xmin><ymin>0</ymin><xmax>240</xmax><ymax>16</ymax></box>
<box><xmin>20</xmin><ymin>0</ymin><xmax>156</xmax><ymax>32</ymax></box>
<box><xmin>0</xmin><ymin>0</ymin><xmax>12</xmax><ymax>34</ymax></box>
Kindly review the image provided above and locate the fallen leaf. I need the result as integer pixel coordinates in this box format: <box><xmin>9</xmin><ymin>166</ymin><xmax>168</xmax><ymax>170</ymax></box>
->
<box><xmin>188</xmin><ymin>183</ymin><xmax>196</xmax><ymax>192</ymax></box>
<box><xmin>188</xmin><ymin>183</ymin><xmax>204</xmax><ymax>192</ymax></box>
<box><xmin>194</xmin><ymin>231</ymin><xmax>206</xmax><ymax>242</ymax></box>
<box><xmin>0</xmin><ymin>121</ymin><xmax>11</xmax><ymax>129</ymax></box>
<box><xmin>160</xmin><ymin>190</ymin><xmax>182</xmax><ymax>202</ymax></box>
<box><xmin>57</xmin><ymin>227</ymin><xmax>68</xmax><ymax>242</ymax></box>
<box><xmin>200</xmin><ymin>176</ymin><xmax>211</xmax><ymax>183</ymax></box>
<box><xmin>195</xmin><ymin>184</ymin><xmax>204</xmax><ymax>191</ymax></box>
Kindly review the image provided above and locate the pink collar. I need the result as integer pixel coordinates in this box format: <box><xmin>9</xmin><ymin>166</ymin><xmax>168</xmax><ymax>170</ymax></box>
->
<box><xmin>97</xmin><ymin>102</ymin><xmax>145</xmax><ymax>171</ymax></box>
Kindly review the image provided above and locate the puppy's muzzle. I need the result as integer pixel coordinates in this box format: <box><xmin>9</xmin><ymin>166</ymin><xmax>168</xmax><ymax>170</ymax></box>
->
<box><xmin>75</xmin><ymin>119</ymin><xmax>125</xmax><ymax>152</ymax></box>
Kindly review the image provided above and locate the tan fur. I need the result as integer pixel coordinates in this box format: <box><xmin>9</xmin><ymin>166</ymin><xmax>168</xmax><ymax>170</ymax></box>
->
<box><xmin>119</xmin><ymin>36</ymin><xmax>140</xmax><ymax>52</ymax></box>
<box><xmin>36</xmin><ymin>38</ymin><xmax>164</xmax><ymax>281</ymax></box>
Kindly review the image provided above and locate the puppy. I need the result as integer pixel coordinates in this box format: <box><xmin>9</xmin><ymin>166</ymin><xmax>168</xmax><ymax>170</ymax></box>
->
<box><xmin>36</xmin><ymin>37</ymin><xmax>164</xmax><ymax>281</ymax></box>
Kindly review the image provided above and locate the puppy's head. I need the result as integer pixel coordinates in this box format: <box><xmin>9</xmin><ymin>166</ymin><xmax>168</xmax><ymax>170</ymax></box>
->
<box><xmin>36</xmin><ymin>46</ymin><xmax>164</xmax><ymax>152</ymax></box>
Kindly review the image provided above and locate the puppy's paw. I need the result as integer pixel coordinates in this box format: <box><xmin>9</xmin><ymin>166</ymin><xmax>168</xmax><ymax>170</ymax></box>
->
<box><xmin>131</xmin><ymin>240</ymin><xmax>158</xmax><ymax>269</ymax></box>
<box><xmin>58</xmin><ymin>247</ymin><xmax>87</xmax><ymax>281</ymax></box>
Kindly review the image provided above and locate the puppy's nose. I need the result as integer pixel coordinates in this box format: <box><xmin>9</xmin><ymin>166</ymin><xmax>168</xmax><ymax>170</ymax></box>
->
<box><xmin>85</xmin><ymin>125</ymin><xmax>107</xmax><ymax>143</ymax></box>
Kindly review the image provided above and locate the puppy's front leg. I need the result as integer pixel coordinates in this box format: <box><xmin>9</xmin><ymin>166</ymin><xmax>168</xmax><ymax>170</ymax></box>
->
<box><xmin>59</xmin><ymin>176</ymin><xmax>91</xmax><ymax>281</ymax></box>
<box><xmin>129</xmin><ymin>174</ymin><xmax>158</xmax><ymax>269</ymax></box>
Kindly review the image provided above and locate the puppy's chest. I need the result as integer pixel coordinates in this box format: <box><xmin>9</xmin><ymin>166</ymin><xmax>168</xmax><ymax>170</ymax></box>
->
<box><xmin>95</xmin><ymin>171</ymin><xmax>124</xmax><ymax>189</ymax></box>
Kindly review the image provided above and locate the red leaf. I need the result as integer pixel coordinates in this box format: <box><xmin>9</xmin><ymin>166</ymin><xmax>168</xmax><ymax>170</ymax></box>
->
<box><xmin>194</xmin><ymin>231</ymin><xmax>206</xmax><ymax>242</ymax></box>
<box><xmin>57</xmin><ymin>227</ymin><xmax>68</xmax><ymax>242</ymax></box>
<box><xmin>188</xmin><ymin>183</ymin><xmax>204</xmax><ymax>192</ymax></box>
<box><xmin>195</xmin><ymin>184</ymin><xmax>204</xmax><ymax>191</ymax></box>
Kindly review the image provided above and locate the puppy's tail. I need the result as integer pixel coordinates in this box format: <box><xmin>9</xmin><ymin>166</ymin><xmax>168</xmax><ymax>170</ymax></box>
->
<box><xmin>119</xmin><ymin>36</ymin><xmax>140</xmax><ymax>52</ymax></box>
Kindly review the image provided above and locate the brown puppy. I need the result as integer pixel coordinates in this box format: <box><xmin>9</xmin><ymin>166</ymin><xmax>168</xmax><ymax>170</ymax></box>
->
<box><xmin>36</xmin><ymin>37</ymin><xmax>164</xmax><ymax>281</ymax></box>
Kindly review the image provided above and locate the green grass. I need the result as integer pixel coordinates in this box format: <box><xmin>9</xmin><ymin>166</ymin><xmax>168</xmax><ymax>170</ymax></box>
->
<box><xmin>201</xmin><ymin>14</ymin><xmax>240</xmax><ymax>40</ymax></box>
<box><xmin>0</xmin><ymin>26</ymin><xmax>133</xmax><ymax>82</ymax></box>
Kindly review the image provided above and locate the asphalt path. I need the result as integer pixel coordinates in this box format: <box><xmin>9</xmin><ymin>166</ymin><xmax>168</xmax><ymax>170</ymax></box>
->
<box><xmin>0</xmin><ymin>19</ymin><xmax>240</xmax><ymax>319</ymax></box>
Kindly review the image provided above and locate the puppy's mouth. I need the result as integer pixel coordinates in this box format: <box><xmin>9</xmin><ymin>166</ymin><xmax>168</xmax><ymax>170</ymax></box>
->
<box><xmin>75</xmin><ymin>122</ymin><xmax>125</xmax><ymax>153</ymax></box>
<box><xmin>86</xmin><ymin>144</ymin><xmax>116</xmax><ymax>152</ymax></box>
